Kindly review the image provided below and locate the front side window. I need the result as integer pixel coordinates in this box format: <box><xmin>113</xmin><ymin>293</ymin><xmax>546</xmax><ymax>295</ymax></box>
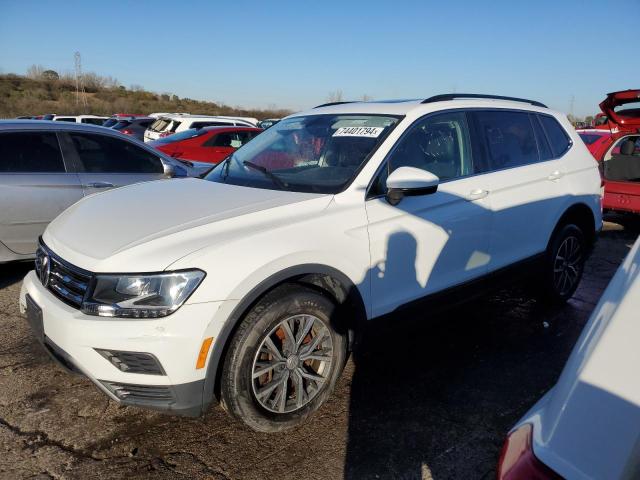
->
<box><xmin>69</xmin><ymin>133</ymin><xmax>164</xmax><ymax>173</ymax></box>
<box><xmin>474</xmin><ymin>110</ymin><xmax>538</xmax><ymax>170</ymax></box>
<box><xmin>370</xmin><ymin>111</ymin><xmax>473</xmax><ymax>196</ymax></box>
<box><xmin>538</xmin><ymin>114</ymin><xmax>571</xmax><ymax>157</ymax></box>
<box><xmin>205</xmin><ymin>114</ymin><xmax>400</xmax><ymax>194</ymax></box>
<box><xmin>0</xmin><ymin>132</ymin><xmax>65</xmax><ymax>173</ymax></box>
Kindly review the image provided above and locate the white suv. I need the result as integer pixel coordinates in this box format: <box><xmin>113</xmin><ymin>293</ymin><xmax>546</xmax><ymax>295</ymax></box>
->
<box><xmin>20</xmin><ymin>95</ymin><xmax>602</xmax><ymax>432</ymax></box>
<box><xmin>143</xmin><ymin>114</ymin><xmax>259</xmax><ymax>143</ymax></box>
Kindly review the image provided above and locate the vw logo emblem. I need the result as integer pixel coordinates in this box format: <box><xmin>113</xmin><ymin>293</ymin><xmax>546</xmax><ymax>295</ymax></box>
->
<box><xmin>40</xmin><ymin>254</ymin><xmax>51</xmax><ymax>287</ymax></box>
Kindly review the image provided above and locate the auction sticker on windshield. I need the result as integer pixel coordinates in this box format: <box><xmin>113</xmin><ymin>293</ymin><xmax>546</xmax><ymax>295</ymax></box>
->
<box><xmin>333</xmin><ymin>126</ymin><xmax>384</xmax><ymax>138</ymax></box>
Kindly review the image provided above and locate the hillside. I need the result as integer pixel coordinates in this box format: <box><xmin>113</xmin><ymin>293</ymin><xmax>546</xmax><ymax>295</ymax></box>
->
<box><xmin>0</xmin><ymin>72</ymin><xmax>292</xmax><ymax>120</ymax></box>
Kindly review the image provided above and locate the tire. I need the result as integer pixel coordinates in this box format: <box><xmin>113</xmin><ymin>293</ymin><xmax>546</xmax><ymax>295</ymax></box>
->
<box><xmin>537</xmin><ymin>223</ymin><xmax>586</xmax><ymax>304</ymax></box>
<box><xmin>220</xmin><ymin>284</ymin><xmax>347</xmax><ymax>432</ymax></box>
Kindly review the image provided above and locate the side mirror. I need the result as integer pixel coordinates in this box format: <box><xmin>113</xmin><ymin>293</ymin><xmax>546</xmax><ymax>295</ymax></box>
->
<box><xmin>162</xmin><ymin>161</ymin><xmax>176</xmax><ymax>178</ymax></box>
<box><xmin>385</xmin><ymin>166</ymin><xmax>439</xmax><ymax>205</ymax></box>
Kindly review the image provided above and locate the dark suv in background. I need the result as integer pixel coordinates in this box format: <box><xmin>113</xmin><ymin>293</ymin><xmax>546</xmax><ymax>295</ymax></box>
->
<box><xmin>110</xmin><ymin>117</ymin><xmax>155</xmax><ymax>141</ymax></box>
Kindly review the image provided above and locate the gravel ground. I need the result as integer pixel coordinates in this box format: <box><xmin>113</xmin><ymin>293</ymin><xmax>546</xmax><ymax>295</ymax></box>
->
<box><xmin>0</xmin><ymin>219</ymin><xmax>637</xmax><ymax>480</ymax></box>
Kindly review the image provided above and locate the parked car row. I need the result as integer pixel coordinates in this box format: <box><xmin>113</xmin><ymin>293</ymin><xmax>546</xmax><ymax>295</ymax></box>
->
<box><xmin>7</xmin><ymin>92</ymin><xmax>640</xmax><ymax>479</ymax></box>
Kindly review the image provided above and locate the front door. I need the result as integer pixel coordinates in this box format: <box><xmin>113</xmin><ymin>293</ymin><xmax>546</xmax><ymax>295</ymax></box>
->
<box><xmin>63</xmin><ymin>132</ymin><xmax>167</xmax><ymax>196</ymax></box>
<box><xmin>365</xmin><ymin>111</ymin><xmax>493</xmax><ymax>318</ymax></box>
<box><xmin>0</xmin><ymin>131</ymin><xmax>83</xmax><ymax>255</ymax></box>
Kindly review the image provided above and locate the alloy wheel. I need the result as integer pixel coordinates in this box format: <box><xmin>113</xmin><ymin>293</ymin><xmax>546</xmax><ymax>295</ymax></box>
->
<box><xmin>553</xmin><ymin>235</ymin><xmax>582</xmax><ymax>296</ymax></box>
<box><xmin>251</xmin><ymin>314</ymin><xmax>333</xmax><ymax>414</ymax></box>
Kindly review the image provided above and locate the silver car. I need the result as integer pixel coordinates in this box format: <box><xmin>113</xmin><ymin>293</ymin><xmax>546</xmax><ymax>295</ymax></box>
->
<box><xmin>0</xmin><ymin>120</ymin><xmax>207</xmax><ymax>262</ymax></box>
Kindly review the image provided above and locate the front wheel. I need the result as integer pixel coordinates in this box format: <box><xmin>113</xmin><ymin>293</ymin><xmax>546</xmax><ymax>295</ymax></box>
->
<box><xmin>538</xmin><ymin>223</ymin><xmax>586</xmax><ymax>304</ymax></box>
<box><xmin>220</xmin><ymin>284</ymin><xmax>347</xmax><ymax>432</ymax></box>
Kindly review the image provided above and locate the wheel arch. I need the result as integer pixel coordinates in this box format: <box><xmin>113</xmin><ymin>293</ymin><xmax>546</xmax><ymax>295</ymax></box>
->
<box><xmin>201</xmin><ymin>263</ymin><xmax>367</xmax><ymax>409</ymax></box>
<box><xmin>549</xmin><ymin>202</ymin><xmax>597</xmax><ymax>250</ymax></box>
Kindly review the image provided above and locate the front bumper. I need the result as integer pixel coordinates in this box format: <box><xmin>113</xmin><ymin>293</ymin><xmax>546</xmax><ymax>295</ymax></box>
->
<box><xmin>20</xmin><ymin>270</ymin><xmax>226</xmax><ymax>416</ymax></box>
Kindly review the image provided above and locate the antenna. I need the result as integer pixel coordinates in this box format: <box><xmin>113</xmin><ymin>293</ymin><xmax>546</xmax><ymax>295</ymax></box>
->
<box><xmin>74</xmin><ymin>51</ymin><xmax>88</xmax><ymax>110</ymax></box>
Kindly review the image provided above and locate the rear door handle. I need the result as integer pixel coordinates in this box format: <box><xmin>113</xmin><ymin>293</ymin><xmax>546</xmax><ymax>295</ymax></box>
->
<box><xmin>84</xmin><ymin>182</ymin><xmax>115</xmax><ymax>188</ymax></box>
<box><xmin>547</xmin><ymin>170</ymin><xmax>564</xmax><ymax>181</ymax></box>
<box><xmin>466</xmin><ymin>188</ymin><xmax>489</xmax><ymax>201</ymax></box>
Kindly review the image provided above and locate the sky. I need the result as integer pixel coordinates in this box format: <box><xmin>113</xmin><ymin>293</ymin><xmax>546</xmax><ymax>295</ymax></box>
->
<box><xmin>0</xmin><ymin>0</ymin><xmax>638</xmax><ymax>117</ymax></box>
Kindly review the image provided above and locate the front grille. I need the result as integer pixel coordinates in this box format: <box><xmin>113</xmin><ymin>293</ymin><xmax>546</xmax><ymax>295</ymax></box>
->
<box><xmin>36</xmin><ymin>243</ymin><xmax>92</xmax><ymax>309</ymax></box>
<box><xmin>100</xmin><ymin>381</ymin><xmax>175</xmax><ymax>405</ymax></box>
<box><xmin>95</xmin><ymin>349</ymin><xmax>166</xmax><ymax>375</ymax></box>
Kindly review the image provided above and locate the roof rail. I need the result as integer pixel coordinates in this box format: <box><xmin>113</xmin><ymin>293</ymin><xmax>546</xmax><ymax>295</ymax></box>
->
<box><xmin>422</xmin><ymin>94</ymin><xmax>547</xmax><ymax>108</ymax></box>
<box><xmin>313</xmin><ymin>101</ymin><xmax>356</xmax><ymax>109</ymax></box>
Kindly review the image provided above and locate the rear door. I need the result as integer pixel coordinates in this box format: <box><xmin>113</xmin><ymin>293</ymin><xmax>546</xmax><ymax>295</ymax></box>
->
<box><xmin>61</xmin><ymin>132</ymin><xmax>168</xmax><ymax>196</ymax></box>
<box><xmin>470</xmin><ymin>110</ymin><xmax>569</xmax><ymax>271</ymax></box>
<box><xmin>201</xmin><ymin>131</ymin><xmax>249</xmax><ymax>163</ymax></box>
<box><xmin>0</xmin><ymin>130</ymin><xmax>83</xmax><ymax>255</ymax></box>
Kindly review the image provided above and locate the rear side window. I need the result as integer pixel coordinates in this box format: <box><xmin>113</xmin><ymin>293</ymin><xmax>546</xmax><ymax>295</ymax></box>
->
<box><xmin>191</xmin><ymin>121</ymin><xmax>228</xmax><ymax>129</ymax></box>
<box><xmin>538</xmin><ymin>115</ymin><xmax>571</xmax><ymax>157</ymax></box>
<box><xmin>68</xmin><ymin>133</ymin><xmax>164</xmax><ymax>173</ymax></box>
<box><xmin>0</xmin><ymin>132</ymin><xmax>65</xmax><ymax>173</ymax></box>
<box><xmin>81</xmin><ymin>118</ymin><xmax>106</xmax><ymax>125</ymax></box>
<box><xmin>473</xmin><ymin>110</ymin><xmax>538</xmax><ymax>170</ymax></box>
<box><xmin>55</xmin><ymin>117</ymin><xmax>76</xmax><ymax>122</ymax></box>
<box><xmin>530</xmin><ymin>114</ymin><xmax>553</xmax><ymax>161</ymax></box>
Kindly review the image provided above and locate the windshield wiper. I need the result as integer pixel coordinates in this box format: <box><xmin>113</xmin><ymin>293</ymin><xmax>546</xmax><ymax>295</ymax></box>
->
<box><xmin>242</xmin><ymin>160</ymin><xmax>287</xmax><ymax>189</ymax></box>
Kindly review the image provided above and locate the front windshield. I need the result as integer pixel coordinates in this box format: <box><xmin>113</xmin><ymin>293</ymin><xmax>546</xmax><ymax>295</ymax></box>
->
<box><xmin>154</xmin><ymin>128</ymin><xmax>206</xmax><ymax>144</ymax></box>
<box><xmin>205</xmin><ymin>114</ymin><xmax>399</xmax><ymax>193</ymax></box>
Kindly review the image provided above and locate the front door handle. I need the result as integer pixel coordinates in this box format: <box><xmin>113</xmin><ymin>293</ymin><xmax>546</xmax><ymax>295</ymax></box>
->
<box><xmin>84</xmin><ymin>182</ymin><xmax>115</xmax><ymax>188</ymax></box>
<box><xmin>547</xmin><ymin>170</ymin><xmax>564</xmax><ymax>181</ymax></box>
<box><xmin>466</xmin><ymin>188</ymin><xmax>489</xmax><ymax>201</ymax></box>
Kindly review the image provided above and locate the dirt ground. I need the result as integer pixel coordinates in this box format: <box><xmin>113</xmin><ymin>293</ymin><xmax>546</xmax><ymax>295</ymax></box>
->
<box><xmin>0</xmin><ymin>219</ymin><xmax>637</xmax><ymax>480</ymax></box>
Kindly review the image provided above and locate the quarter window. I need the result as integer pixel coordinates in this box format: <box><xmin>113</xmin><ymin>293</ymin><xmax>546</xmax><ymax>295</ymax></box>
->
<box><xmin>538</xmin><ymin>115</ymin><xmax>571</xmax><ymax>157</ymax></box>
<box><xmin>371</xmin><ymin>111</ymin><xmax>473</xmax><ymax>196</ymax></box>
<box><xmin>530</xmin><ymin>114</ymin><xmax>553</xmax><ymax>161</ymax></box>
<box><xmin>0</xmin><ymin>132</ymin><xmax>65</xmax><ymax>173</ymax></box>
<box><xmin>68</xmin><ymin>133</ymin><xmax>164</xmax><ymax>173</ymax></box>
<box><xmin>473</xmin><ymin>111</ymin><xmax>538</xmax><ymax>170</ymax></box>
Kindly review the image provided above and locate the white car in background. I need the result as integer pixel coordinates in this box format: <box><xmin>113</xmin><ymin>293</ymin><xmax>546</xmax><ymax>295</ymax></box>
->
<box><xmin>143</xmin><ymin>114</ymin><xmax>259</xmax><ymax>142</ymax></box>
<box><xmin>498</xmin><ymin>236</ymin><xmax>640</xmax><ymax>480</ymax></box>
<box><xmin>20</xmin><ymin>94</ymin><xmax>601</xmax><ymax>432</ymax></box>
<box><xmin>52</xmin><ymin>115</ymin><xmax>109</xmax><ymax>125</ymax></box>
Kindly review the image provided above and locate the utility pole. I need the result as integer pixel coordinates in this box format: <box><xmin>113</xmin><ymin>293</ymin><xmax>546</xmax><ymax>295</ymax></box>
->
<box><xmin>569</xmin><ymin>95</ymin><xmax>575</xmax><ymax>119</ymax></box>
<box><xmin>74</xmin><ymin>51</ymin><xmax>88</xmax><ymax>110</ymax></box>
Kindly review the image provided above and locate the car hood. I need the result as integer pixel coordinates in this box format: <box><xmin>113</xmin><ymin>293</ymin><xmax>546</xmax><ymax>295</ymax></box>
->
<box><xmin>43</xmin><ymin>178</ymin><xmax>331</xmax><ymax>272</ymax></box>
<box><xmin>599</xmin><ymin>89</ymin><xmax>640</xmax><ymax>130</ymax></box>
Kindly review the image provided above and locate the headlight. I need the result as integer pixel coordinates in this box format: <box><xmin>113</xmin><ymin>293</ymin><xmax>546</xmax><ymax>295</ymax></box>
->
<box><xmin>81</xmin><ymin>270</ymin><xmax>205</xmax><ymax>318</ymax></box>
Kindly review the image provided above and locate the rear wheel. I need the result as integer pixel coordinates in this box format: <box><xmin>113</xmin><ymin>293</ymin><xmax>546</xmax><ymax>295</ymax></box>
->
<box><xmin>538</xmin><ymin>223</ymin><xmax>586</xmax><ymax>303</ymax></box>
<box><xmin>220</xmin><ymin>284</ymin><xmax>347</xmax><ymax>432</ymax></box>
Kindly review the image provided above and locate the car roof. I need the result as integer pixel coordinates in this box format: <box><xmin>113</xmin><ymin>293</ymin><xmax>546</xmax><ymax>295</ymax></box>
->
<box><xmin>293</xmin><ymin>96</ymin><xmax>554</xmax><ymax>118</ymax></box>
<box><xmin>0</xmin><ymin>119</ymin><xmax>127</xmax><ymax>133</ymax></box>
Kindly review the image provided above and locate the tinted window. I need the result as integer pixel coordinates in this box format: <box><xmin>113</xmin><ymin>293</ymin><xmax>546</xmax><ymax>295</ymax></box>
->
<box><xmin>191</xmin><ymin>121</ymin><xmax>228</xmax><ymax>129</ymax></box>
<box><xmin>138</xmin><ymin>120</ymin><xmax>153</xmax><ymax>128</ymax></box>
<box><xmin>55</xmin><ymin>117</ymin><xmax>76</xmax><ymax>122</ymax></box>
<box><xmin>371</xmin><ymin>111</ymin><xmax>473</xmax><ymax>196</ymax></box>
<box><xmin>531</xmin><ymin>114</ymin><xmax>553</xmax><ymax>161</ymax></box>
<box><xmin>155</xmin><ymin>128</ymin><xmax>207</xmax><ymax>144</ymax></box>
<box><xmin>112</xmin><ymin>121</ymin><xmax>132</xmax><ymax>130</ymax></box>
<box><xmin>474</xmin><ymin>111</ymin><xmax>538</xmax><ymax>170</ymax></box>
<box><xmin>211</xmin><ymin>133</ymin><xmax>235</xmax><ymax>147</ymax></box>
<box><xmin>0</xmin><ymin>132</ymin><xmax>65</xmax><ymax>173</ymax></box>
<box><xmin>102</xmin><ymin>118</ymin><xmax>118</xmax><ymax>128</ymax></box>
<box><xmin>81</xmin><ymin>118</ymin><xmax>106</xmax><ymax>125</ymax></box>
<box><xmin>69</xmin><ymin>133</ymin><xmax>163</xmax><ymax>173</ymax></box>
<box><xmin>538</xmin><ymin>115</ymin><xmax>571</xmax><ymax>157</ymax></box>
<box><xmin>579</xmin><ymin>133</ymin><xmax>604</xmax><ymax>145</ymax></box>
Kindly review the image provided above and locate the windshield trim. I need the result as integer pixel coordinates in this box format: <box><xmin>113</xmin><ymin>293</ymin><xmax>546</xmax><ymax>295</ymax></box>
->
<box><xmin>205</xmin><ymin>113</ymin><xmax>404</xmax><ymax>194</ymax></box>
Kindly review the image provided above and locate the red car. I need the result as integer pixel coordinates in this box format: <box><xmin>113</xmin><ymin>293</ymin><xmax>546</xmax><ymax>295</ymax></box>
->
<box><xmin>578</xmin><ymin>89</ymin><xmax>640</xmax><ymax>214</ymax></box>
<box><xmin>148</xmin><ymin>126</ymin><xmax>262</xmax><ymax>164</ymax></box>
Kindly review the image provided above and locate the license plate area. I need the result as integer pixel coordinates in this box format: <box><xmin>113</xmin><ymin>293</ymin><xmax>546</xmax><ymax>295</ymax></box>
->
<box><xmin>25</xmin><ymin>294</ymin><xmax>44</xmax><ymax>342</ymax></box>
